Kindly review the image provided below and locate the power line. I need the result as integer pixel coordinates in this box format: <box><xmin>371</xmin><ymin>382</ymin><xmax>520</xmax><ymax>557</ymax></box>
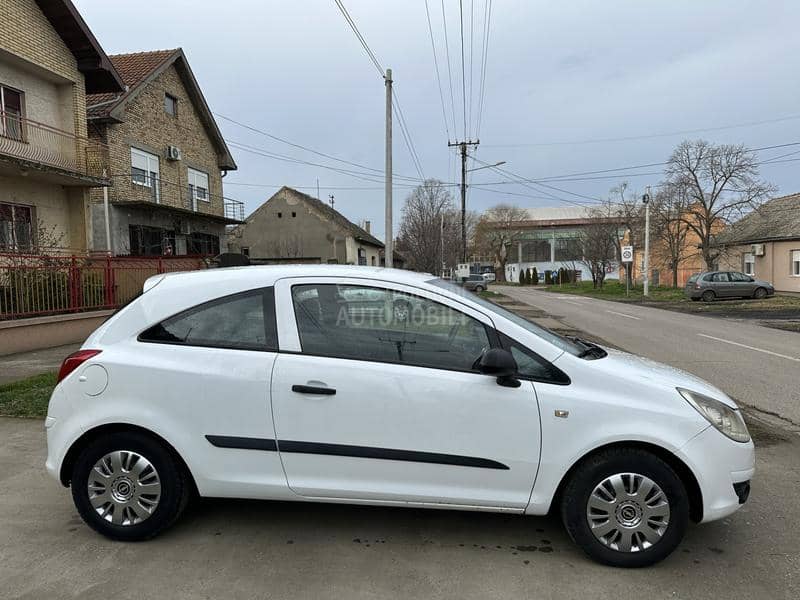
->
<box><xmin>483</xmin><ymin>113</ymin><xmax>800</xmax><ymax>148</ymax></box>
<box><xmin>215</xmin><ymin>112</ymin><xmax>417</xmax><ymax>178</ymax></box>
<box><xmin>424</xmin><ymin>0</ymin><xmax>451</xmax><ymax>140</ymax></box>
<box><xmin>392</xmin><ymin>88</ymin><xmax>426</xmax><ymax>180</ymax></box>
<box><xmin>475</xmin><ymin>0</ymin><xmax>492</xmax><ymax>139</ymax></box>
<box><xmin>458</xmin><ymin>0</ymin><xmax>467</xmax><ymax>138</ymax></box>
<box><xmin>440</xmin><ymin>0</ymin><xmax>458</xmax><ymax>137</ymax></box>
<box><xmin>333</xmin><ymin>0</ymin><xmax>384</xmax><ymax>77</ymax></box>
<box><xmin>467</xmin><ymin>0</ymin><xmax>475</xmax><ymax>140</ymax></box>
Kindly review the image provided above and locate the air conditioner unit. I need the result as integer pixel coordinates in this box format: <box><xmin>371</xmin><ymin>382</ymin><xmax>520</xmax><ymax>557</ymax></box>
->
<box><xmin>751</xmin><ymin>243</ymin><xmax>765</xmax><ymax>256</ymax></box>
<box><xmin>166</xmin><ymin>145</ymin><xmax>182</xmax><ymax>161</ymax></box>
<box><xmin>177</xmin><ymin>221</ymin><xmax>191</xmax><ymax>235</ymax></box>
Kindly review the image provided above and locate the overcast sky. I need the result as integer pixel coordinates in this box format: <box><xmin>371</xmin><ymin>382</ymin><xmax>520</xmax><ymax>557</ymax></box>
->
<box><xmin>76</xmin><ymin>0</ymin><xmax>800</xmax><ymax>241</ymax></box>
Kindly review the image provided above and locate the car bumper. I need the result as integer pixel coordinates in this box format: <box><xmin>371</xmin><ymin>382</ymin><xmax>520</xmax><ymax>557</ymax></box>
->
<box><xmin>684</xmin><ymin>289</ymin><xmax>702</xmax><ymax>299</ymax></box>
<box><xmin>677</xmin><ymin>425</ymin><xmax>755</xmax><ymax>523</ymax></box>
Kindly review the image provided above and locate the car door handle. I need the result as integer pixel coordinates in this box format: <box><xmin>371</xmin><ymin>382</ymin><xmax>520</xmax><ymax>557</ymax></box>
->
<box><xmin>292</xmin><ymin>384</ymin><xmax>336</xmax><ymax>395</ymax></box>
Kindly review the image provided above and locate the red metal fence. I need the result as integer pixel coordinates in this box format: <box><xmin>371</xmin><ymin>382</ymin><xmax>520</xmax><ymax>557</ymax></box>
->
<box><xmin>0</xmin><ymin>253</ymin><xmax>208</xmax><ymax>321</ymax></box>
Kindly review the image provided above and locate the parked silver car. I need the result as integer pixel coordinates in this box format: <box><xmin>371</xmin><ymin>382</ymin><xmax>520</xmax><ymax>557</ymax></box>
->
<box><xmin>463</xmin><ymin>274</ymin><xmax>489</xmax><ymax>293</ymax></box>
<box><xmin>685</xmin><ymin>271</ymin><xmax>775</xmax><ymax>302</ymax></box>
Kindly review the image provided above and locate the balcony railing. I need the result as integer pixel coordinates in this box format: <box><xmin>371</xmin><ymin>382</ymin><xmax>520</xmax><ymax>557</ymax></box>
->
<box><xmin>0</xmin><ymin>110</ymin><xmax>107</xmax><ymax>179</ymax></box>
<box><xmin>112</xmin><ymin>174</ymin><xmax>245</xmax><ymax>222</ymax></box>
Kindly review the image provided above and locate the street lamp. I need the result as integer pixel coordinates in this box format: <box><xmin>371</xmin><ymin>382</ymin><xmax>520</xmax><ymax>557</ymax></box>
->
<box><xmin>642</xmin><ymin>189</ymin><xmax>651</xmax><ymax>297</ymax></box>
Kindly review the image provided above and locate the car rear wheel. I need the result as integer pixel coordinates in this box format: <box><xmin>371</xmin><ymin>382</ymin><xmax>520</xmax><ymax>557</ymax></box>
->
<box><xmin>560</xmin><ymin>448</ymin><xmax>689</xmax><ymax>568</ymax></box>
<box><xmin>753</xmin><ymin>287</ymin><xmax>768</xmax><ymax>300</ymax></box>
<box><xmin>71</xmin><ymin>431</ymin><xmax>190</xmax><ymax>541</ymax></box>
<box><xmin>474</xmin><ymin>285</ymin><xmax>485</xmax><ymax>293</ymax></box>
<box><xmin>701</xmin><ymin>290</ymin><xmax>715</xmax><ymax>303</ymax></box>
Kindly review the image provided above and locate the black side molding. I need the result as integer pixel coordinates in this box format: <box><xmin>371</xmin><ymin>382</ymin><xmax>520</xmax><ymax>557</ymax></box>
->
<box><xmin>204</xmin><ymin>435</ymin><xmax>508</xmax><ymax>470</ymax></box>
<box><xmin>205</xmin><ymin>435</ymin><xmax>278</xmax><ymax>451</ymax></box>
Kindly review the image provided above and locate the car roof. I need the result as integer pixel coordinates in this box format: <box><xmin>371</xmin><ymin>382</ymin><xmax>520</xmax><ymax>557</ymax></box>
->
<box><xmin>146</xmin><ymin>264</ymin><xmax>435</xmax><ymax>289</ymax></box>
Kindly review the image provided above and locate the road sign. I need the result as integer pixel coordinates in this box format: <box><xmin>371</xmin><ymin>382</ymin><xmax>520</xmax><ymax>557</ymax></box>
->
<box><xmin>621</xmin><ymin>245</ymin><xmax>634</xmax><ymax>263</ymax></box>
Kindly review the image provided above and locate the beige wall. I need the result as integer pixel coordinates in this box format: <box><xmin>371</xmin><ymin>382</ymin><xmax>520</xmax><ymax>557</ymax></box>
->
<box><xmin>228</xmin><ymin>190</ymin><xmax>382</xmax><ymax>263</ymax></box>
<box><xmin>0</xmin><ymin>310</ymin><xmax>113</xmax><ymax>356</ymax></box>
<box><xmin>90</xmin><ymin>64</ymin><xmax>224</xmax><ymax>218</ymax></box>
<box><xmin>719</xmin><ymin>242</ymin><xmax>800</xmax><ymax>293</ymax></box>
<box><xmin>0</xmin><ymin>175</ymin><xmax>88</xmax><ymax>250</ymax></box>
<box><xmin>0</xmin><ymin>0</ymin><xmax>87</xmax><ymax>138</ymax></box>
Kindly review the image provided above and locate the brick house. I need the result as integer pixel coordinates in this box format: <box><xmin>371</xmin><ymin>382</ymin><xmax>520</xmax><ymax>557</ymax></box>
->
<box><xmin>86</xmin><ymin>49</ymin><xmax>242</xmax><ymax>256</ymax></box>
<box><xmin>0</xmin><ymin>0</ymin><xmax>123</xmax><ymax>252</ymax></box>
<box><xmin>228</xmin><ymin>186</ymin><xmax>385</xmax><ymax>265</ymax></box>
<box><xmin>716</xmin><ymin>193</ymin><xmax>800</xmax><ymax>293</ymax></box>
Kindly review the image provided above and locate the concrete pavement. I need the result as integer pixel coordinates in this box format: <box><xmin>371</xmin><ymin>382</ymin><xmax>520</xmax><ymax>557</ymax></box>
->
<box><xmin>0</xmin><ymin>344</ymin><xmax>79</xmax><ymax>386</ymax></box>
<box><xmin>501</xmin><ymin>287</ymin><xmax>800</xmax><ymax>425</ymax></box>
<box><xmin>0</xmin><ymin>417</ymin><xmax>798</xmax><ymax>600</ymax></box>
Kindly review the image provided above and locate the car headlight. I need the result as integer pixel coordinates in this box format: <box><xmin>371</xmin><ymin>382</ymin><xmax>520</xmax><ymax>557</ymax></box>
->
<box><xmin>677</xmin><ymin>388</ymin><xmax>750</xmax><ymax>443</ymax></box>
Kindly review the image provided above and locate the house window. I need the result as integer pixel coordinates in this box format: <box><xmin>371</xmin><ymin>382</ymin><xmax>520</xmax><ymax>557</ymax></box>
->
<box><xmin>793</xmin><ymin>250</ymin><xmax>800</xmax><ymax>277</ymax></box>
<box><xmin>164</xmin><ymin>94</ymin><xmax>177</xmax><ymax>116</ymax></box>
<box><xmin>241</xmin><ymin>247</ymin><xmax>250</xmax><ymax>257</ymax></box>
<box><xmin>277</xmin><ymin>212</ymin><xmax>282</xmax><ymax>218</ymax></box>
<box><xmin>187</xmin><ymin>232</ymin><xmax>220</xmax><ymax>256</ymax></box>
<box><xmin>743</xmin><ymin>253</ymin><xmax>755</xmax><ymax>276</ymax></box>
<box><xmin>0</xmin><ymin>202</ymin><xmax>34</xmax><ymax>251</ymax></box>
<box><xmin>187</xmin><ymin>168</ymin><xmax>209</xmax><ymax>203</ymax></box>
<box><xmin>131</xmin><ymin>148</ymin><xmax>160</xmax><ymax>201</ymax></box>
<box><xmin>292</xmin><ymin>212</ymin><xmax>296</xmax><ymax>218</ymax></box>
<box><xmin>128</xmin><ymin>224</ymin><xmax>174</xmax><ymax>256</ymax></box>
<box><xmin>0</xmin><ymin>84</ymin><xmax>24</xmax><ymax>141</ymax></box>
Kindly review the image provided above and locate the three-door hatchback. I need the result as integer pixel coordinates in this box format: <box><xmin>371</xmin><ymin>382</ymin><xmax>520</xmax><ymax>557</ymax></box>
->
<box><xmin>46</xmin><ymin>265</ymin><xmax>754</xmax><ymax>567</ymax></box>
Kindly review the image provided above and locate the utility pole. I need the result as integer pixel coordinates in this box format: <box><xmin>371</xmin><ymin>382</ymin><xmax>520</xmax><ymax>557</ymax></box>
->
<box><xmin>642</xmin><ymin>187</ymin><xmax>651</xmax><ymax>297</ymax></box>
<box><xmin>328</xmin><ymin>194</ymin><xmax>335</xmax><ymax>209</ymax></box>
<box><xmin>384</xmin><ymin>68</ymin><xmax>393</xmax><ymax>268</ymax></box>
<box><xmin>448</xmin><ymin>139</ymin><xmax>479</xmax><ymax>263</ymax></box>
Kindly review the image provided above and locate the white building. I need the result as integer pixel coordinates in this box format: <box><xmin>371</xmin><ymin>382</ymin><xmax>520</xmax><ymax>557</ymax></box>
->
<box><xmin>502</xmin><ymin>206</ymin><xmax>623</xmax><ymax>282</ymax></box>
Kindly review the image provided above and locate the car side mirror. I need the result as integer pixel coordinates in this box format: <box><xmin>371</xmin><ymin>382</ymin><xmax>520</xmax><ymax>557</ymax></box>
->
<box><xmin>478</xmin><ymin>348</ymin><xmax>521</xmax><ymax>388</ymax></box>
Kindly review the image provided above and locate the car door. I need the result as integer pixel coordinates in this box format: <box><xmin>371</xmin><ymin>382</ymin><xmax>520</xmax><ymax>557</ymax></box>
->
<box><xmin>270</xmin><ymin>277</ymin><xmax>542</xmax><ymax>510</ymax></box>
<box><xmin>728</xmin><ymin>271</ymin><xmax>754</xmax><ymax>297</ymax></box>
<box><xmin>710</xmin><ymin>272</ymin><xmax>733</xmax><ymax>296</ymax></box>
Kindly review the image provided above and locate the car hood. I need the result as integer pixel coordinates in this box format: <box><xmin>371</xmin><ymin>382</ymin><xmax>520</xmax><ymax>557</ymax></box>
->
<box><xmin>599</xmin><ymin>349</ymin><xmax>739</xmax><ymax>409</ymax></box>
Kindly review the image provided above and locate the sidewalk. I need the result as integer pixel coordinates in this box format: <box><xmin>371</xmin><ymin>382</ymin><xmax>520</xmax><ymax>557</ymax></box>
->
<box><xmin>0</xmin><ymin>344</ymin><xmax>80</xmax><ymax>385</ymax></box>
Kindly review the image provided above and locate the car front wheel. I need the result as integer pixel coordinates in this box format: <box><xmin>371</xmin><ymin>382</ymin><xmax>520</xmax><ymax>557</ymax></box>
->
<box><xmin>71</xmin><ymin>431</ymin><xmax>190</xmax><ymax>541</ymax></box>
<box><xmin>560</xmin><ymin>448</ymin><xmax>689</xmax><ymax>568</ymax></box>
<box><xmin>753</xmin><ymin>287</ymin><xmax>768</xmax><ymax>300</ymax></box>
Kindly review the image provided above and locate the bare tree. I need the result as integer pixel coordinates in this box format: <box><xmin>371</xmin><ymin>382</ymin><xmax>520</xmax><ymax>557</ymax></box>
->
<box><xmin>579</xmin><ymin>216</ymin><xmax>619</xmax><ymax>288</ymax></box>
<box><xmin>651</xmin><ymin>182</ymin><xmax>695</xmax><ymax>287</ymax></box>
<box><xmin>665</xmin><ymin>140</ymin><xmax>776</xmax><ymax>269</ymax></box>
<box><xmin>397</xmin><ymin>180</ymin><xmax>456</xmax><ymax>274</ymax></box>
<box><xmin>473</xmin><ymin>204</ymin><xmax>527</xmax><ymax>282</ymax></box>
<box><xmin>598</xmin><ymin>183</ymin><xmax>644</xmax><ymax>287</ymax></box>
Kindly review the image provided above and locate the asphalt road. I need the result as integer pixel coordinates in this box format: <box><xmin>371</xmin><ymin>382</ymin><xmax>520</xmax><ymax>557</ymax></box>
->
<box><xmin>501</xmin><ymin>287</ymin><xmax>800</xmax><ymax>425</ymax></box>
<box><xmin>0</xmin><ymin>418</ymin><xmax>798</xmax><ymax>600</ymax></box>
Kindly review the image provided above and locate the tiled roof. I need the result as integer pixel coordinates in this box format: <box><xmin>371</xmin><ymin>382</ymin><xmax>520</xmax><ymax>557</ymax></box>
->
<box><xmin>86</xmin><ymin>50</ymin><xmax>178</xmax><ymax>117</ymax></box>
<box><xmin>716</xmin><ymin>193</ymin><xmax>800</xmax><ymax>245</ymax></box>
<box><xmin>275</xmin><ymin>187</ymin><xmax>384</xmax><ymax>248</ymax></box>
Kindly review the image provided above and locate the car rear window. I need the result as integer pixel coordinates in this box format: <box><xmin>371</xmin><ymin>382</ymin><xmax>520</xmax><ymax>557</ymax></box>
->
<box><xmin>139</xmin><ymin>287</ymin><xmax>278</xmax><ymax>351</ymax></box>
<box><xmin>687</xmin><ymin>274</ymin><xmax>700</xmax><ymax>284</ymax></box>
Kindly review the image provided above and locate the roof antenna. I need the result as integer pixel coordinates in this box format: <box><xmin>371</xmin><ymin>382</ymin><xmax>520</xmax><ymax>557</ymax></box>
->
<box><xmin>329</xmin><ymin>194</ymin><xmax>335</xmax><ymax>208</ymax></box>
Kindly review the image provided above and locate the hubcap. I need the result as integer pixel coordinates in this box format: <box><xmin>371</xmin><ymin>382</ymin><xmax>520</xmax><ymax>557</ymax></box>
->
<box><xmin>87</xmin><ymin>450</ymin><xmax>161</xmax><ymax>526</ymax></box>
<box><xmin>586</xmin><ymin>473</ymin><xmax>670</xmax><ymax>553</ymax></box>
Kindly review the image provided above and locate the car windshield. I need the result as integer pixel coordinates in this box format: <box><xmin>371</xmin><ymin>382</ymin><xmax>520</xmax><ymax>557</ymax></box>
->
<box><xmin>427</xmin><ymin>278</ymin><xmax>584</xmax><ymax>356</ymax></box>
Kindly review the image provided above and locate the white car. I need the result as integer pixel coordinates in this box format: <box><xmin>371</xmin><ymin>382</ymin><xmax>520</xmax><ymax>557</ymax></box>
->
<box><xmin>45</xmin><ymin>266</ymin><xmax>754</xmax><ymax>567</ymax></box>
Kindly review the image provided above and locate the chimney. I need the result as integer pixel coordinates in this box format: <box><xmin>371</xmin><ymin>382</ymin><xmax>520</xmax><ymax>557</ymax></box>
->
<box><xmin>365</xmin><ymin>220</ymin><xmax>371</xmax><ymax>234</ymax></box>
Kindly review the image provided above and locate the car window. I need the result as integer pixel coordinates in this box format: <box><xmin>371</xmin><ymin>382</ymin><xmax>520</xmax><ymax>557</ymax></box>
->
<box><xmin>498</xmin><ymin>332</ymin><xmax>569</xmax><ymax>385</ymax></box>
<box><xmin>687</xmin><ymin>274</ymin><xmax>700</xmax><ymax>284</ymax></box>
<box><xmin>711</xmin><ymin>272</ymin><xmax>730</xmax><ymax>282</ymax></box>
<box><xmin>428</xmin><ymin>278</ymin><xmax>584</xmax><ymax>356</ymax></box>
<box><xmin>468</xmin><ymin>275</ymin><xmax>483</xmax><ymax>281</ymax></box>
<box><xmin>292</xmin><ymin>283</ymin><xmax>490</xmax><ymax>372</ymax></box>
<box><xmin>729</xmin><ymin>272</ymin><xmax>749</xmax><ymax>282</ymax></box>
<box><xmin>139</xmin><ymin>288</ymin><xmax>278</xmax><ymax>351</ymax></box>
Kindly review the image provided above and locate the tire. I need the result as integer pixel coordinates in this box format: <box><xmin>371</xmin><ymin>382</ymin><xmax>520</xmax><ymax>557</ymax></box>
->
<box><xmin>474</xmin><ymin>286</ymin><xmax>485</xmax><ymax>293</ymax></box>
<box><xmin>71</xmin><ymin>431</ymin><xmax>190</xmax><ymax>541</ymax></box>
<box><xmin>701</xmin><ymin>290</ymin><xmax>715</xmax><ymax>303</ymax></box>
<box><xmin>560</xmin><ymin>448</ymin><xmax>689</xmax><ymax>568</ymax></box>
<box><xmin>753</xmin><ymin>287</ymin><xmax>767</xmax><ymax>300</ymax></box>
